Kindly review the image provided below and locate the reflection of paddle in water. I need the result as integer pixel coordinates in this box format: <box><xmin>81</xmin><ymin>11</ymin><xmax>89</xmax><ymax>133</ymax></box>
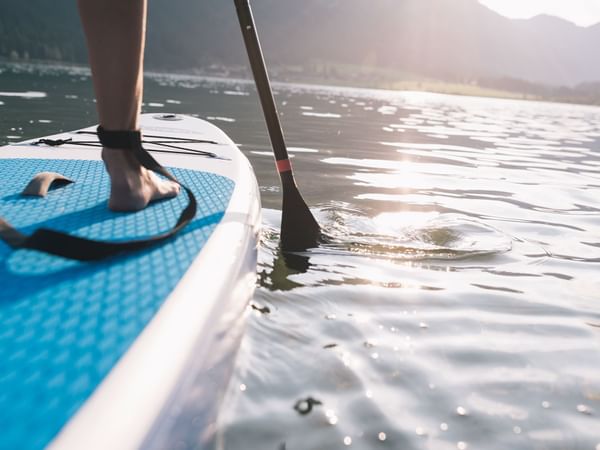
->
<box><xmin>258</xmin><ymin>246</ymin><xmax>311</xmax><ymax>291</ymax></box>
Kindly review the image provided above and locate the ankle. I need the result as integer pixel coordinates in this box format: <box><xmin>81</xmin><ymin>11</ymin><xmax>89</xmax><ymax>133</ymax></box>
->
<box><xmin>102</xmin><ymin>147</ymin><xmax>141</xmax><ymax>171</ymax></box>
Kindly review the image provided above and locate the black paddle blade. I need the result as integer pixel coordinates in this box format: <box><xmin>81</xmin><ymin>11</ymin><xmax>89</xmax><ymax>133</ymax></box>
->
<box><xmin>280</xmin><ymin>180</ymin><xmax>321</xmax><ymax>252</ymax></box>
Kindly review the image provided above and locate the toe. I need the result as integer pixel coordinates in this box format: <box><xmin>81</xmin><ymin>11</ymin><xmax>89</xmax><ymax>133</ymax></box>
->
<box><xmin>151</xmin><ymin>178</ymin><xmax>180</xmax><ymax>202</ymax></box>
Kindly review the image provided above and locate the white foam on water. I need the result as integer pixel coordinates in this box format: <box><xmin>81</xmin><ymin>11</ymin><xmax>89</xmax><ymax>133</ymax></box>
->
<box><xmin>302</xmin><ymin>111</ymin><xmax>342</xmax><ymax>118</ymax></box>
<box><xmin>0</xmin><ymin>91</ymin><xmax>47</xmax><ymax>98</ymax></box>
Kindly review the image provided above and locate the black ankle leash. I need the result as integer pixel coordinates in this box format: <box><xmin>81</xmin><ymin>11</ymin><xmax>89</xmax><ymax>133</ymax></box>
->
<box><xmin>34</xmin><ymin>131</ymin><xmax>222</xmax><ymax>159</ymax></box>
<box><xmin>0</xmin><ymin>127</ymin><xmax>197</xmax><ymax>261</ymax></box>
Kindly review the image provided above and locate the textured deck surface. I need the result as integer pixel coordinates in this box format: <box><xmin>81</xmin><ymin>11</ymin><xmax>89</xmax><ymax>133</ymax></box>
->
<box><xmin>0</xmin><ymin>158</ymin><xmax>234</xmax><ymax>449</ymax></box>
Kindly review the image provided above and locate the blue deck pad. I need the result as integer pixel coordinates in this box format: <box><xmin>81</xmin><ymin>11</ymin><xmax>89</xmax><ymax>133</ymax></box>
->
<box><xmin>0</xmin><ymin>158</ymin><xmax>234</xmax><ymax>449</ymax></box>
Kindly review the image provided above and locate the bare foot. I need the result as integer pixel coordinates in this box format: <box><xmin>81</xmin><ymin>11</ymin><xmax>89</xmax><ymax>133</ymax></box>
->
<box><xmin>101</xmin><ymin>147</ymin><xmax>180</xmax><ymax>211</ymax></box>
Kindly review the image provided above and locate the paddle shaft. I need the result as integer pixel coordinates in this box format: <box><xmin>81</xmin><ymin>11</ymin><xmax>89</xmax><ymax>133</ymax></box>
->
<box><xmin>234</xmin><ymin>0</ymin><xmax>321</xmax><ymax>251</ymax></box>
<box><xmin>233</xmin><ymin>0</ymin><xmax>292</xmax><ymax>179</ymax></box>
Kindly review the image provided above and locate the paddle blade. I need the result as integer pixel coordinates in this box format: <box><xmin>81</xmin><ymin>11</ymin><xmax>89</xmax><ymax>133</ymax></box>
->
<box><xmin>280</xmin><ymin>182</ymin><xmax>321</xmax><ymax>252</ymax></box>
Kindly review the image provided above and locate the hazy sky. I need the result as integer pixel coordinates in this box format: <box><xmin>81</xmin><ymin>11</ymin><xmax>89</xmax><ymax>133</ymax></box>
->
<box><xmin>479</xmin><ymin>0</ymin><xmax>600</xmax><ymax>27</ymax></box>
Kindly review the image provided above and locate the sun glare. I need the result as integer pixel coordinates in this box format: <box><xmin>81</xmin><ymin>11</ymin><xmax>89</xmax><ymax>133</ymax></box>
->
<box><xmin>479</xmin><ymin>0</ymin><xmax>600</xmax><ymax>27</ymax></box>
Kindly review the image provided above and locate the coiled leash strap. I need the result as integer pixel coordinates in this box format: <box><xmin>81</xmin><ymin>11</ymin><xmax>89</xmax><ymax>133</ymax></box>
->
<box><xmin>0</xmin><ymin>127</ymin><xmax>197</xmax><ymax>261</ymax></box>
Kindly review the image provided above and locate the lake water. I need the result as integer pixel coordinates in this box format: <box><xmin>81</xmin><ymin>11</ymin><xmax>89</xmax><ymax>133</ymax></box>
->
<box><xmin>1</xmin><ymin>62</ymin><xmax>600</xmax><ymax>450</ymax></box>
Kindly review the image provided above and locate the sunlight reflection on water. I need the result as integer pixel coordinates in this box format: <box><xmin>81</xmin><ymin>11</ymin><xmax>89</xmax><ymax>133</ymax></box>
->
<box><xmin>217</xmin><ymin>80</ymin><xmax>600</xmax><ymax>450</ymax></box>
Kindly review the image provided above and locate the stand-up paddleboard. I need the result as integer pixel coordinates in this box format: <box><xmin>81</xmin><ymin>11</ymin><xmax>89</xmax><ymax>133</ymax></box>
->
<box><xmin>0</xmin><ymin>114</ymin><xmax>261</xmax><ymax>449</ymax></box>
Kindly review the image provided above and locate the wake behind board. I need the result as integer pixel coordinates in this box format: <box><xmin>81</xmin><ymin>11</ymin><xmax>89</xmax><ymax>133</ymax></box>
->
<box><xmin>0</xmin><ymin>114</ymin><xmax>261</xmax><ymax>449</ymax></box>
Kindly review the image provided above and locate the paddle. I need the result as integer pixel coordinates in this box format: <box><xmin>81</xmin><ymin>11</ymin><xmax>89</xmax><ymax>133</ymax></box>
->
<box><xmin>234</xmin><ymin>0</ymin><xmax>321</xmax><ymax>252</ymax></box>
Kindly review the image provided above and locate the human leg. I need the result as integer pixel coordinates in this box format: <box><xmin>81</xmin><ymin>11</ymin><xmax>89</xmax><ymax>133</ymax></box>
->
<box><xmin>77</xmin><ymin>0</ymin><xmax>179</xmax><ymax>211</ymax></box>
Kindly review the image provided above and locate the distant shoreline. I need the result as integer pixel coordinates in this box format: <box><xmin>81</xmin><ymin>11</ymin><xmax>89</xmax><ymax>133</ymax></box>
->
<box><xmin>2</xmin><ymin>58</ymin><xmax>599</xmax><ymax>108</ymax></box>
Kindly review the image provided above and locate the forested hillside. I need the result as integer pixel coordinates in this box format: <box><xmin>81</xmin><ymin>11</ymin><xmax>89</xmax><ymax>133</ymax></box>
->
<box><xmin>1</xmin><ymin>0</ymin><xmax>600</xmax><ymax>87</ymax></box>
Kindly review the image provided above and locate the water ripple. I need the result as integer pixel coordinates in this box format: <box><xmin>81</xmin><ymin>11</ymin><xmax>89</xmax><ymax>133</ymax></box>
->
<box><xmin>315</xmin><ymin>207</ymin><xmax>512</xmax><ymax>261</ymax></box>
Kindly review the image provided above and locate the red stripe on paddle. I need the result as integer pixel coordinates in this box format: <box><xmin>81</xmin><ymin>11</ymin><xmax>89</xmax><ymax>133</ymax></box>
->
<box><xmin>276</xmin><ymin>159</ymin><xmax>292</xmax><ymax>173</ymax></box>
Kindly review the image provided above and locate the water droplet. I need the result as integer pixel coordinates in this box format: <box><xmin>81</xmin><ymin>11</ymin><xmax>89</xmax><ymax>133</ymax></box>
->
<box><xmin>328</xmin><ymin>416</ymin><xmax>338</xmax><ymax>425</ymax></box>
<box><xmin>457</xmin><ymin>442</ymin><xmax>468</xmax><ymax>450</ymax></box>
<box><xmin>325</xmin><ymin>314</ymin><xmax>337</xmax><ymax>320</ymax></box>
<box><xmin>415</xmin><ymin>427</ymin><xmax>426</xmax><ymax>436</ymax></box>
<box><xmin>577</xmin><ymin>404</ymin><xmax>592</xmax><ymax>415</ymax></box>
<box><xmin>371</xmin><ymin>352</ymin><xmax>379</xmax><ymax>360</ymax></box>
<box><xmin>456</xmin><ymin>406</ymin><xmax>468</xmax><ymax>416</ymax></box>
<box><xmin>342</xmin><ymin>352</ymin><xmax>352</xmax><ymax>367</ymax></box>
<box><xmin>344</xmin><ymin>436</ymin><xmax>352</xmax><ymax>446</ymax></box>
<box><xmin>239</xmin><ymin>384</ymin><xmax>247</xmax><ymax>392</ymax></box>
<box><xmin>365</xmin><ymin>390</ymin><xmax>373</xmax><ymax>398</ymax></box>
<box><xmin>378</xmin><ymin>432</ymin><xmax>387</xmax><ymax>441</ymax></box>
<box><xmin>542</xmin><ymin>401</ymin><xmax>551</xmax><ymax>409</ymax></box>
<box><xmin>440</xmin><ymin>423</ymin><xmax>449</xmax><ymax>431</ymax></box>
<box><xmin>513</xmin><ymin>426</ymin><xmax>522</xmax><ymax>434</ymax></box>
<box><xmin>419</xmin><ymin>322</ymin><xmax>429</xmax><ymax>329</ymax></box>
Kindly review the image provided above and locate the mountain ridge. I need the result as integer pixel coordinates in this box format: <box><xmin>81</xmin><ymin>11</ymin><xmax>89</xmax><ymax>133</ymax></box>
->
<box><xmin>1</xmin><ymin>0</ymin><xmax>599</xmax><ymax>87</ymax></box>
